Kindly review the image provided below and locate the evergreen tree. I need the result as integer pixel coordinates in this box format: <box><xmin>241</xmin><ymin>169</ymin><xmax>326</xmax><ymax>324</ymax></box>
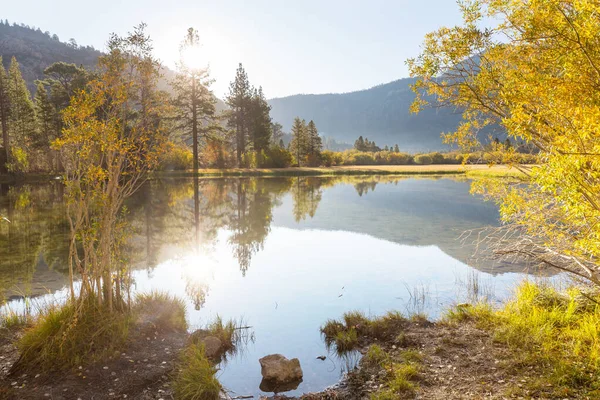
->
<box><xmin>226</xmin><ymin>63</ymin><xmax>252</xmax><ymax>166</ymax></box>
<box><xmin>394</xmin><ymin>144</ymin><xmax>400</xmax><ymax>152</ymax></box>
<box><xmin>33</xmin><ymin>82</ymin><xmax>57</xmax><ymax>168</ymax></box>
<box><xmin>248</xmin><ymin>86</ymin><xmax>272</xmax><ymax>159</ymax></box>
<box><xmin>0</xmin><ymin>57</ymin><xmax>10</xmax><ymax>172</ymax></box>
<box><xmin>271</xmin><ymin>122</ymin><xmax>284</xmax><ymax>146</ymax></box>
<box><xmin>289</xmin><ymin>117</ymin><xmax>307</xmax><ymax>166</ymax></box>
<box><xmin>171</xmin><ymin>28</ymin><xmax>218</xmax><ymax>171</ymax></box>
<box><xmin>384</xmin><ymin>145</ymin><xmax>389</xmax><ymax>151</ymax></box>
<box><xmin>354</xmin><ymin>135</ymin><xmax>365</xmax><ymax>151</ymax></box>
<box><xmin>8</xmin><ymin>57</ymin><xmax>35</xmax><ymax>169</ymax></box>
<box><xmin>306</xmin><ymin>120</ymin><xmax>322</xmax><ymax>156</ymax></box>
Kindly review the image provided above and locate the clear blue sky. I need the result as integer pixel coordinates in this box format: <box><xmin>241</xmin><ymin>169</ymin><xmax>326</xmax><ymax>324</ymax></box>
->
<box><xmin>3</xmin><ymin>0</ymin><xmax>464</xmax><ymax>98</ymax></box>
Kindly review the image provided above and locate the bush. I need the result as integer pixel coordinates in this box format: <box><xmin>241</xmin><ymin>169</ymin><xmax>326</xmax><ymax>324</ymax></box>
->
<box><xmin>414</xmin><ymin>154</ymin><xmax>432</xmax><ymax>165</ymax></box>
<box><xmin>261</xmin><ymin>146</ymin><xmax>293</xmax><ymax>168</ymax></box>
<box><xmin>159</xmin><ymin>144</ymin><xmax>193</xmax><ymax>171</ymax></box>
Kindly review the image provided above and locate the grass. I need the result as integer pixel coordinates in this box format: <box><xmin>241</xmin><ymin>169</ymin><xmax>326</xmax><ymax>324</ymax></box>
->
<box><xmin>135</xmin><ymin>291</ymin><xmax>187</xmax><ymax>332</ymax></box>
<box><xmin>368</xmin><ymin>350</ymin><xmax>422</xmax><ymax>400</ymax></box>
<box><xmin>321</xmin><ymin>310</ymin><xmax>407</xmax><ymax>353</ymax></box>
<box><xmin>12</xmin><ymin>291</ymin><xmax>188</xmax><ymax>374</ymax></box>
<box><xmin>14</xmin><ymin>296</ymin><xmax>132</xmax><ymax>373</ymax></box>
<box><xmin>444</xmin><ymin>281</ymin><xmax>600</xmax><ymax>397</ymax></box>
<box><xmin>155</xmin><ymin>164</ymin><xmax>525</xmax><ymax>178</ymax></box>
<box><xmin>172</xmin><ymin>343</ymin><xmax>221</xmax><ymax>400</ymax></box>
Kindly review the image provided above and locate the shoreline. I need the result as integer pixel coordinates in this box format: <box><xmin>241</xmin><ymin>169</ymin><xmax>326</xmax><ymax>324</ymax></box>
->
<box><xmin>0</xmin><ymin>164</ymin><xmax>526</xmax><ymax>184</ymax></box>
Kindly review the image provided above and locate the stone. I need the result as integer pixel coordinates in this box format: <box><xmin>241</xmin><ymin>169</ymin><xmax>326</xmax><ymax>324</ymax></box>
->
<box><xmin>201</xmin><ymin>336</ymin><xmax>223</xmax><ymax>359</ymax></box>
<box><xmin>259</xmin><ymin>354</ymin><xmax>303</xmax><ymax>391</ymax></box>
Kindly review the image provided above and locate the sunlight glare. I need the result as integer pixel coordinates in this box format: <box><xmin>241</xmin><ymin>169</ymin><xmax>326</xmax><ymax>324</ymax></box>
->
<box><xmin>181</xmin><ymin>45</ymin><xmax>207</xmax><ymax>71</ymax></box>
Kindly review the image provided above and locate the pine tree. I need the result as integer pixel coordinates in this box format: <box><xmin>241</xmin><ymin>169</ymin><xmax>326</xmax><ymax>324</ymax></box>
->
<box><xmin>8</xmin><ymin>57</ymin><xmax>35</xmax><ymax>169</ymax></box>
<box><xmin>354</xmin><ymin>135</ymin><xmax>365</xmax><ymax>151</ymax></box>
<box><xmin>384</xmin><ymin>145</ymin><xmax>389</xmax><ymax>151</ymax></box>
<box><xmin>394</xmin><ymin>144</ymin><xmax>399</xmax><ymax>152</ymax></box>
<box><xmin>226</xmin><ymin>63</ymin><xmax>252</xmax><ymax>166</ymax></box>
<box><xmin>248</xmin><ymin>86</ymin><xmax>272</xmax><ymax>160</ymax></box>
<box><xmin>271</xmin><ymin>122</ymin><xmax>284</xmax><ymax>146</ymax></box>
<box><xmin>306</xmin><ymin>120</ymin><xmax>322</xmax><ymax>156</ymax></box>
<box><xmin>0</xmin><ymin>57</ymin><xmax>10</xmax><ymax>172</ymax></box>
<box><xmin>172</xmin><ymin>28</ymin><xmax>218</xmax><ymax>171</ymax></box>
<box><xmin>33</xmin><ymin>82</ymin><xmax>58</xmax><ymax>168</ymax></box>
<box><xmin>289</xmin><ymin>117</ymin><xmax>307</xmax><ymax>166</ymax></box>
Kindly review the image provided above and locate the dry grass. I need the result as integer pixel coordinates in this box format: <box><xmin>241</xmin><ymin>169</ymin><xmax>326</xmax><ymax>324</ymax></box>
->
<box><xmin>157</xmin><ymin>164</ymin><xmax>526</xmax><ymax>178</ymax></box>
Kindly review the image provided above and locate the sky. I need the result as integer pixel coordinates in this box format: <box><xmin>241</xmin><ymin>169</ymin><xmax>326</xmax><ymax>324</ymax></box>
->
<box><xmin>3</xmin><ymin>0</ymin><xmax>464</xmax><ymax>99</ymax></box>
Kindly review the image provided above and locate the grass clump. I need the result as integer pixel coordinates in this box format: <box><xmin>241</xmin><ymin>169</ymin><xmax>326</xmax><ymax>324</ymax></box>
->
<box><xmin>363</xmin><ymin>344</ymin><xmax>388</xmax><ymax>367</ymax></box>
<box><xmin>321</xmin><ymin>310</ymin><xmax>407</xmax><ymax>353</ymax></box>
<box><xmin>334</xmin><ymin>328</ymin><xmax>358</xmax><ymax>353</ymax></box>
<box><xmin>173</xmin><ymin>343</ymin><xmax>221</xmax><ymax>400</ymax></box>
<box><xmin>369</xmin><ymin>311</ymin><xmax>406</xmax><ymax>340</ymax></box>
<box><xmin>320</xmin><ymin>319</ymin><xmax>345</xmax><ymax>343</ymax></box>
<box><xmin>370</xmin><ymin>361</ymin><xmax>421</xmax><ymax>399</ymax></box>
<box><xmin>135</xmin><ymin>291</ymin><xmax>187</xmax><ymax>332</ymax></box>
<box><xmin>0</xmin><ymin>309</ymin><xmax>33</xmax><ymax>332</ymax></box>
<box><xmin>15</xmin><ymin>297</ymin><xmax>131</xmax><ymax>373</ymax></box>
<box><xmin>343</xmin><ymin>311</ymin><xmax>370</xmax><ymax>335</ymax></box>
<box><xmin>205</xmin><ymin>315</ymin><xmax>238</xmax><ymax>352</ymax></box>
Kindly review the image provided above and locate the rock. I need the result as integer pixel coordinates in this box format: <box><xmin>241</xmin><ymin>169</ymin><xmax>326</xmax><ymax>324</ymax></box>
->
<box><xmin>259</xmin><ymin>354</ymin><xmax>303</xmax><ymax>391</ymax></box>
<box><xmin>201</xmin><ymin>336</ymin><xmax>223</xmax><ymax>359</ymax></box>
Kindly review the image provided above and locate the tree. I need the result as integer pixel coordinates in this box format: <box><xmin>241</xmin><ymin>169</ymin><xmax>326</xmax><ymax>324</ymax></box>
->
<box><xmin>408</xmin><ymin>0</ymin><xmax>600</xmax><ymax>284</ymax></box>
<box><xmin>394</xmin><ymin>144</ymin><xmax>399</xmax><ymax>153</ymax></box>
<box><xmin>55</xmin><ymin>24</ymin><xmax>169</xmax><ymax>309</ymax></box>
<box><xmin>0</xmin><ymin>57</ymin><xmax>10</xmax><ymax>172</ymax></box>
<box><xmin>306</xmin><ymin>120</ymin><xmax>322</xmax><ymax>155</ymax></box>
<box><xmin>354</xmin><ymin>135</ymin><xmax>365</xmax><ymax>151</ymax></box>
<box><xmin>248</xmin><ymin>86</ymin><xmax>272</xmax><ymax>162</ymax></box>
<box><xmin>7</xmin><ymin>57</ymin><xmax>35</xmax><ymax>172</ymax></box>
<box><xmin>271</xmin><ymin>122</ymin><xmax>284</xmax><ymax>146</ymax></box>
<box><xmin>226</xmin><ymin>63</ymin><xmax>252</xmax><ymax>166</ymax></box>
<box><xmin>33</xmin><ymin>81</ymin><xmax>58</xmax><ymax>168</ymax></box>
<box><xmin>289</xmin><ymin>117</ymin><xmax>307</xmax><ymax>166</ymax></box>
<box><xmin>305</xmin><ymin>120</ymin><xmax>322</xmax><ymax>166</ymax></box>
<box><xmin>171</xmin><ymin>28</ymin><xmax>218</xmax><ymax>171</ymax></box>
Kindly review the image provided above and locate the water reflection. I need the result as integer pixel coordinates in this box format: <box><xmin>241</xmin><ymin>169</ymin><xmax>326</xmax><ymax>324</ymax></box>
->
<box><xmin>0</xmin><ymin>176</ymin><xmax>543</xmax><ymax>304</ymax></box>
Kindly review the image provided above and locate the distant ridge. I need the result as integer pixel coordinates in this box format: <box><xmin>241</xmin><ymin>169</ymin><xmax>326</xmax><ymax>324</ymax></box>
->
<box><xmin>268</xmin><ymin>77</ymin><xmax>465</xmax><ymax>152</ymax></box>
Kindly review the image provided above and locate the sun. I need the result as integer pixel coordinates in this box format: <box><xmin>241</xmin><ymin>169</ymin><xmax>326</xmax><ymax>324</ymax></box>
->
<box><xmin>181</xmin><ymin>45</ymin><xmax>207</xmax><ymax>71</ymax></box>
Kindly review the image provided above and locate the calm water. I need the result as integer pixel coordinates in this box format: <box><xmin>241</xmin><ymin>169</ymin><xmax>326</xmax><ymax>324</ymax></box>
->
<box><xmin>0</xmin><ymin>176</ymin><xmax>546</xmax><ymax>397</ymax></box>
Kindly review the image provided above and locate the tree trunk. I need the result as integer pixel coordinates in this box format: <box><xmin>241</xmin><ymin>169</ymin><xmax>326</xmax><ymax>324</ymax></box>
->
<box><xmin>192</xmin><ymin>79</ymin><xmax>199</xmax><ymax>171</ymax></box>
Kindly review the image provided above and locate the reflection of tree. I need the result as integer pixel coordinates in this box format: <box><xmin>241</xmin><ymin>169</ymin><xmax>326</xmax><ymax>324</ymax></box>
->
<box><xmin>0</xmin><ymin>183</ymin><xmax>70</xmax><ymax>300</ymax></box>
<box><xmin>227</xmin><ymin>179</ymin><xmax>291</xmax><ymax>275</ymax></box>
<box><xmin>185</xmin><ymin>279</ymin><xmax>209</xmax><ymax>311</ymax></box>
<box><xmin>354</xmin><ymin>181</ymin><xmax>378</xmax><ymax>196</ymax></box>
<box><xmin>291</xmin><ymin>177</ymin><xmax>323</xmax><ymax>222</ymax></box>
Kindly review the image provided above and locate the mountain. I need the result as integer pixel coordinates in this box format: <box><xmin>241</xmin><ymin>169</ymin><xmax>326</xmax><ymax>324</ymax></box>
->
<box><xmin>0</xmin><ymin>21</ymin><xmax>102</xmax><ymax>91</ymax></box>
<box><xmin>0</xmin><ymin>21</ymin><xmax>228</xmax><ymax>111</ymax></box>
<box><xmin>268</xmin><ymin>78</ymin><xmax>465</xmax><ymax>152</ymax></box>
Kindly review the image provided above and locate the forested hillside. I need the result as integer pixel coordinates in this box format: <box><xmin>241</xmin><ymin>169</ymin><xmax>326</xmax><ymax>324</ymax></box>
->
<box><xmin>0</xmin><ymin>21</ymin><xmax>101</xmax><ymax>91</ymax></box>
<box><xmin>269</xmin><ymin>78</ymin><xmax>465</xmax><ymax>151</ymax></box>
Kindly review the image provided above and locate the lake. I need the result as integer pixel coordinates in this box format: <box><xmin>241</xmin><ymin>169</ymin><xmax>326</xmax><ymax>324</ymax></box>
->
<box><xmin>0</xmin><ymin>176</ymin><xmax>546</xmax><ymax>397</ymax></box>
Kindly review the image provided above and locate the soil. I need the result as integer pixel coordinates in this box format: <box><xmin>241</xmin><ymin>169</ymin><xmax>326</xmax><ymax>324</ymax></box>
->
<box><xmin>0</xmin><ymin>318</ymin><xmax>187</xmax><ymax>400</ymax></box>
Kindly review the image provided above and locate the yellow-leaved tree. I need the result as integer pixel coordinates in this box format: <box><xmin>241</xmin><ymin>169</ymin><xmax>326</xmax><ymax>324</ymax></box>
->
<box><xmin>408</xmin><ymin>0</ymin><xmax>600</xmax><ymax>284</ymax></box>
<box><xmin>55</xmin><ymin>24</ymin><xmax>170</xmax><ymax>310</ymax></box>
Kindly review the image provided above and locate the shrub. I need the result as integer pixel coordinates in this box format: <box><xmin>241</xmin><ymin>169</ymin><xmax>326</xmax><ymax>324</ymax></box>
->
<box><xmin>159</xmin><ymin>143</ymin><xmax>193</xmax><ymax>170</ymax></box>
<box><xmin>414</xmin><ymin>154</ymin><xmax>432</xmax><ymax>165</ymax></box>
